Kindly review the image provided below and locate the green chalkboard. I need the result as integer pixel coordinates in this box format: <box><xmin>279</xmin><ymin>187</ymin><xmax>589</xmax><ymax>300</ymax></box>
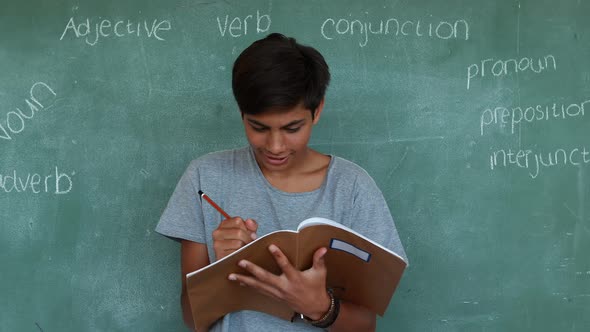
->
<box><xmin>2</xmin><ymin>0</ymin><xmax>589</xmax><ymax>331</ymax></box>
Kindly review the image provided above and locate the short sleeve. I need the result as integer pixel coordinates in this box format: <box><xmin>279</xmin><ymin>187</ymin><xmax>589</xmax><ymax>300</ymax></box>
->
<box><xmin>350</xmin><ymin>173</ymin><xmax>408</xmax><ymax>263</ymax></box>
<box><xmin>155</xmin><ymin>161</ymin><xmax>206</xmax><ymax>243</ymax></box>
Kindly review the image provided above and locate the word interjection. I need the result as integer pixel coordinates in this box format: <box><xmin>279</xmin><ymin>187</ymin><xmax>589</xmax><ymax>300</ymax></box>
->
<box><xmin>489</xmin><ymin>146</ymin><xmax>590</xmax><ymax>179</ymax></box>
<box><xmin>60</xmin><ymin>17</ymin><xmax>172</xmax><ymax>46</ymax></box>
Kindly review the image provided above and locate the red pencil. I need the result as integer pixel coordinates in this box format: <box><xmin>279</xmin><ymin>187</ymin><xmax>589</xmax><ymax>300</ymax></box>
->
<box><xmin>198</xmin><ymin>190</ymin><xmax>231</xmax><ymax>219</ymax></box>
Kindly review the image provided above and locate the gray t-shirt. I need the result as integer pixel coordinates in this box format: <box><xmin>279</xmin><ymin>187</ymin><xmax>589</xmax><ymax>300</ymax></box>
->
<box><xmin>156</xmin><ymin>146</ymin><xmax>407</xmax><ymax>331</ymax></box>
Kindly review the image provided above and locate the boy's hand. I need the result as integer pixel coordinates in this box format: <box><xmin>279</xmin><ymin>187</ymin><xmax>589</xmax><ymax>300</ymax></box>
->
<box><xmin>228</xmin><ymin>245</ymin><xmax>331</xmax><ymax>320</ymax></box>
<box><xmin>212</xmin><ymin>217</ymin><xmax>258</xmax><ymax>260</ymax></box>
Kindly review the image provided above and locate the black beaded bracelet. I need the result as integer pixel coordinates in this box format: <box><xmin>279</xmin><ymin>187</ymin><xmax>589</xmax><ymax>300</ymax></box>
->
<box><xmin>300</xmin><ymin>289</ymin><xmax>340</xmax><ymax>328</ymax></box>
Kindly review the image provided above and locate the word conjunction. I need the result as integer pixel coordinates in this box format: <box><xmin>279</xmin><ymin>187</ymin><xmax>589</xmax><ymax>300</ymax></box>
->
<box><xmin>321</xmin><ymin>14</ymin><xmax>469</xmax><ymax>47</ymax></box>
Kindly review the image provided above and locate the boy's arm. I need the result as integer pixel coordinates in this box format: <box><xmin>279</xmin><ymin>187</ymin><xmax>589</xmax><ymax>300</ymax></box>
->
<box><xmin>180</xmin><ymin>217</ymin><xmax>257</xmax><ymax>329</ymax></box>
<box><xmin>181</xmin><ymin>240</ymin><xmax>210</xmax><ymax>329</ymax></box>
<box><xmin>329</xmin><ymin>301</ymin><xmax>376</xmax><ymax>332</ymax></box>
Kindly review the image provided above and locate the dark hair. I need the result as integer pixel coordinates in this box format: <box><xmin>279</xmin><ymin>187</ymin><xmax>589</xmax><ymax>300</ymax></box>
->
<box><xmin>232</xmin><ymin>33</ymin><xmax>330</xmax><ymax>117</ymax></box>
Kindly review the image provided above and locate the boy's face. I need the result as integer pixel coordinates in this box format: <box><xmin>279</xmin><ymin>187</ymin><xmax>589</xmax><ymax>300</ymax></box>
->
<box><xmin>242</xmin><ymin>102</ymin><xmax>323</xmax><ymax>175</ymax></box>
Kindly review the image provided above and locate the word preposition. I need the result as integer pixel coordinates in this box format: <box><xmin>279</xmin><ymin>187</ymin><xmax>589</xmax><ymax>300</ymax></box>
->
<box><xmin>480</xmin><ymin>99</ymin><xmax>589</xmax><ymax>136</ymax></box>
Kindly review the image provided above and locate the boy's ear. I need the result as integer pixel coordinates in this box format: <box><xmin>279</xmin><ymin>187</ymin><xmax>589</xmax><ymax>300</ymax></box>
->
<box><xmin>312</xmin><ymin>99</ymin><xmax>325</xmax><ymax>124</ymax></box>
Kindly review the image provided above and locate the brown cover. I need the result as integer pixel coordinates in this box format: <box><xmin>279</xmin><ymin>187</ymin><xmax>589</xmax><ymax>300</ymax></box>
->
<box><xmin>186</xmin><ymin>218</ymin><xmax>407</xmax><ymax>331</ymax></box>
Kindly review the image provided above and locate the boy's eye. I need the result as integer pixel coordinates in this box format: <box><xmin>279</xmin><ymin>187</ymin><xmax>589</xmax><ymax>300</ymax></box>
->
<box><xmin>252</xmin><ymin>126</ymin><xmax>267</xmax><ymax>132</ymax></box>
<box><xmin>250</xmin><ymin>125</ymin><xmax>301</xmax><ymax>133</ymax></box>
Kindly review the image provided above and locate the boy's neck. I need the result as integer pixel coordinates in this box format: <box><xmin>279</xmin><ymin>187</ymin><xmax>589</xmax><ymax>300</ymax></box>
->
<box><xmin>259</xmin><ymin>149</ymin><xmax>331</xmax><ymax>193</ymax></box>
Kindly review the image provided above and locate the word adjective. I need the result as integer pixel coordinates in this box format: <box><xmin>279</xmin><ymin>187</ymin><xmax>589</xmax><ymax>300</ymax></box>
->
<box><xmin>217</xmin><ymin>10</ymin><xmax>271</xmax><ymax>37</ymax></box>
<box><xmin>489</xmin><ymin>146</ymin><xmax>590</xmax><ymax>179</ymax></box>
<box><xmin>60</xmin><ymin>17</ymin><xmax>172</xmax><ymax>46</ymax></box>
<box><xmin>480</xmin><ymin>99</ymin><xmax>589</xmax><ymax>136</ymax></box>
<box><xmin>321</xmin><ymin>16</ymin><xmax>469</xmax><ymax>47</ymax></box>
<box><xmin>1</xmin><ymin>82</ymin><xmax>57</xmax><ymax>142</ymax></box>
<box><xmin>0</xmin><ymin>167</ymin><xmax>74</xmax><ymax>194</ymax></box>
<box><xmin>466</xmin><ymin>54</ymin><xmax>556</xmax><ymax>89</ymax></box>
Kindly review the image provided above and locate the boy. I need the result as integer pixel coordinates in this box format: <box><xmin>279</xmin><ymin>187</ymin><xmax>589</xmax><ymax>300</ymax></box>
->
<box><xmin>156</xmin><ymin>33</ymin><xmax>406</xmax><ymax>331</ymax></box>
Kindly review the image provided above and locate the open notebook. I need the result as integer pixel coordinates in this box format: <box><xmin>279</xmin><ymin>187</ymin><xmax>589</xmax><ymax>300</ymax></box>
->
<box><xmin>186</xmin><ymin>217</ymin><xmax>408</xmax><ymax>331</ymax></box>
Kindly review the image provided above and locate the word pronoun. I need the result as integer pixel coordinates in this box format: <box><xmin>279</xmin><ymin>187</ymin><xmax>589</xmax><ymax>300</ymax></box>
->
<box><xmin>60</xmin><ymin>17</ymin><xmax>172</xmax><ymax>46</ymax></box>
<box><xmin>480</xmin><ymin>99</ymin><xmax>589</xmax><ymax>136</ymax></box>
<box><xmin>321</xmin><ymin>15</ymin><xmax>469</xmax><ymax>47</ymax></box>
<box><xmin>216</xmin><ymin>10</ymin><xmax>271</xmax><ymax>37</ymax></box>
<box><xmin>0</xmin><ymin>167</ymin><xmax>74</xmax><ymax>194</ymax></box>
<box><xmin>467</xmin><ymin>54</ymin><xmax>556</xmax><ymax>89</ymax></box>
<box><xmin>489</xmin><ymin>146</ymin><xmax>590</xmax><ymax>179</ymax></box>
<box><xmin>1</xmin><ymin>82</ymin><xmax>57</xmax><ymax>142</ymax></box>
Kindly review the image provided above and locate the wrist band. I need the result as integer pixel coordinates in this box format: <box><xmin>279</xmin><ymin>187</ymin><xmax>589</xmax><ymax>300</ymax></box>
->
<box><xmin>300</xmin><ymin>289</ymin><xmax>340</xmax><ymax>328</ymax></box>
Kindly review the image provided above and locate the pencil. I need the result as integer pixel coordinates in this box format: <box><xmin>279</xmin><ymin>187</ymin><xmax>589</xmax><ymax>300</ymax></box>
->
<box><xmin>198</xmin><ymin>190</ymin><xmax>231</xmax><ymax>219</ymax></box>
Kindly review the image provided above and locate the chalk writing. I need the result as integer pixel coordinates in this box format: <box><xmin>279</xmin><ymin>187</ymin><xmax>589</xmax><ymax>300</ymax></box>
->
<box><xmin>489</xmin><ymin>146</ymin><xmax>590</xmax><ymax>179</ymax></box>
<box><xmin>1</xmin><ymin>82</ymin><xmax>57</xmax><ymax>142</ymax></box>
<box><xmin>216</xmin><ymin>10</ymin><xmax>271</xmax><ymax>37</ymax></box>
<box><xmin>59</xmin><ymin>17</ymin><xmax>172</xmax><ymax>46</ymax></box>
<box><xmin>480</xmin><ymin>99</ymin><xmax>589</xmax><ymax>136</ymax></box>
<box><xmin>0</xmin><ymin>167</ymin><xmax>74</xmax><ymax>194</ymax></box>
<box><xmin>321</xmin><ymin>15</ymin><xmax>469</xmax><ymax>47</ymax></box>
<box><xmin>467</xmin><ymin>54</ymin><xmax>557</xmax><ymax>89</ymax></box>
